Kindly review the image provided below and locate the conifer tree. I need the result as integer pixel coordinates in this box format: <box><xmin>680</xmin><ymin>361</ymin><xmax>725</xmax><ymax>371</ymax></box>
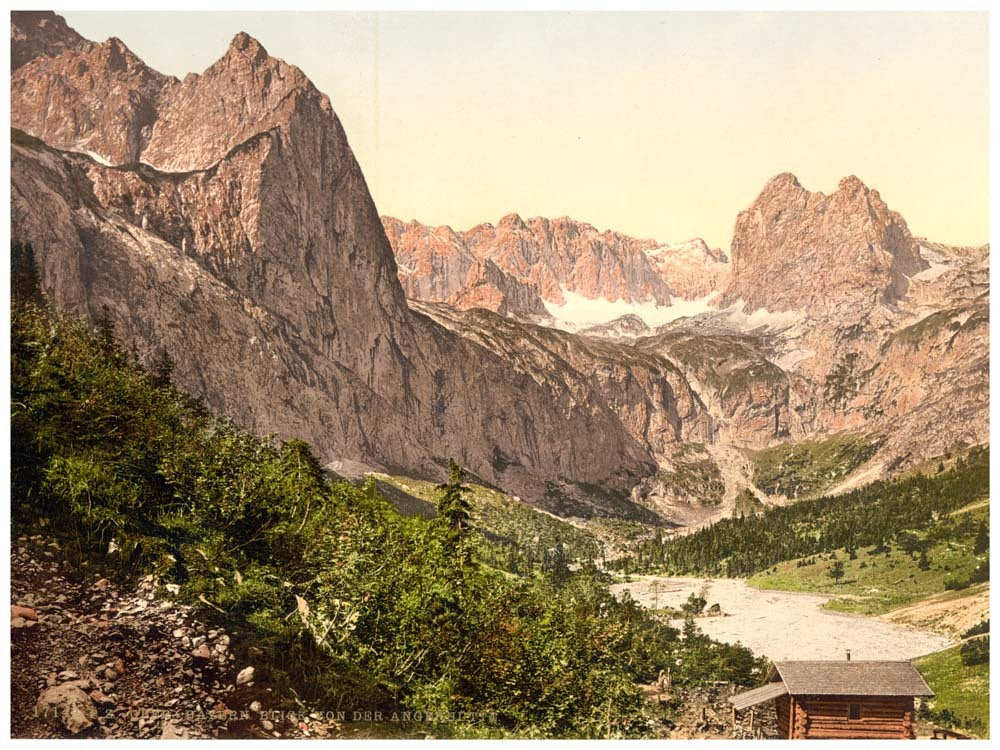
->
<box><xmin>974</xmin><ymin>521</ymin><xmax>989</xmax><ymax>555</ymax></box>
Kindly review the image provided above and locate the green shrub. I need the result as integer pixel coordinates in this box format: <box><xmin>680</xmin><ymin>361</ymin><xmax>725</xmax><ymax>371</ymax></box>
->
<box><xmin>10</xmin><ymin>280</ymin><xmax>763</xmax><ymax>737</ymax></box>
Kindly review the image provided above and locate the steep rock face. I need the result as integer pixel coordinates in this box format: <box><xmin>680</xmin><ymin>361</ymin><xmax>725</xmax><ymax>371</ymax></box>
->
<box><xmin>450</xmin><ymin>260</ymin><xmax>549</xmax><ymax>317</ymax></box>
<box><xmin>722</xmin><ymin>173</ymin><xmax>926</xmax><ymax>314</ymax></box>
<box><xmin>11</xmin><ymin>15</ymin><xmax>668</xmax><ymax>515</ymax></box>
<box><xmin>11</xmin><ymin>11</ymin><xmax>93</xmax><ymax>71</ymax></box>
<box><xmin>414</xmin><ymin>302</ymin><xmax>715</xmax><ymax>461</ymax></box>
<box><xmin>382</xmin><ymin>216</ymin><xmax>547</xmax><ymax>317</ymax></box>
<box><xmin>645</xmin><ymin>239</ymin><xmax>729</xmax><ymax>299</ymax></box>
<box><xmin>383</xmin><ymin>217</ymin><xmax>478</xmax><ymax>301</ymax></box>
<box><xmin>637</xmin><ymin>330</ymin><xmax>813</xmax><ymax>448</ymax></box>
<box><xmin>11</xmin><ymin>35</ymin><xmax>170</xmax><ymax>164</ymax></box>
<box><xmin>383</xmin><ymin>214</ymin><xmax>674</xmax><ymax>309</ymax></box>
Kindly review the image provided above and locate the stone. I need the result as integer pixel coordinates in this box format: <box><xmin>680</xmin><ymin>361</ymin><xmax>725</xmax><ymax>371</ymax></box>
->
<box><xmin>192</xmin><ymin>644</ymin><xmax>212</xmax><ymax>660</ymax></box>
<box><xmin>383</xmin><ymin>214</ymin><xmax>674</xmax><ymax>314</ymax></box>
<box><xmin>11</xmin><ymin>604</ymin><xmax>38</xmax><ymax>620</ymax></box>
<box><xmin>236</xmin><ymin>667</ymin><xmax>255</xmax><ymax>686</ymax></box>
<box><xmin>36</xmin><ymin>683</ymin><xmax>98</xmax><ymax>734</ymax></box>
<box><xmin>89</xmin><ymin>690</ymin><xmax>115</xmax><ymax>708</ymax></box>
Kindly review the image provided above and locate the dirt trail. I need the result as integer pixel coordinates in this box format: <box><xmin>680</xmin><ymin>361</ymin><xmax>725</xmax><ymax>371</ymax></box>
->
<box><xmin>9</xmin><ymin>536</ymin><xmax>360</xmax><ymax>739</ymax></box>
<box><xmin>611</xmin><ymin>575</ymin><xmax>954</xmax><ymax>661</ymax></box>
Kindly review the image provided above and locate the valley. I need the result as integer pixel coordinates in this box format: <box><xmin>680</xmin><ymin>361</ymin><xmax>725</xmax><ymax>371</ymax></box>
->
<box><xmin>7</xmin><ymin>9</ymin><xmax>989</xmax><ymax>741</ymax></box>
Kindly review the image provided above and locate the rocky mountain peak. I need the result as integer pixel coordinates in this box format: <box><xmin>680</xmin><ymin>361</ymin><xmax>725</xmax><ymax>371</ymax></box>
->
<box><xmin>10</xmin><ymin>11</ymin><xmax>93</xmax><ymax>70</ymax></box>
<box><xmin>96</xmin><ymin>36</ymin><xmax>146</xmax><ymax>74</ymax></box>
<box><xmin>722</xmin><ymin>173</ymin><xmax>926</xmax><ymax>314</ymax></box>
<box><xmin>228</xmin><ymin>31</ymin><xmax>269</xmax><ymax>61</ymax></box>
<box><xmin>498</xmin><ymin>212</ymin><xmax>527</xmax><ymax>230</ymax></box>
<box><xmin>384</xmin><ymin>214</ymin><xmax>677</xmax><ymax>309</ymax></box>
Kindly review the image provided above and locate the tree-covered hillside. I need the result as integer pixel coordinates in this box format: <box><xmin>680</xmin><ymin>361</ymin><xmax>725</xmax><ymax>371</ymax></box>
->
<box><xmin>612</xmin><ymin>446</ymin><xmax>989</xmax><ymax>578</ymax></box>
<box><xmin>11</xmin><ymin>244</ymin><xmax>762</xmax><ymax>738</ymax></box>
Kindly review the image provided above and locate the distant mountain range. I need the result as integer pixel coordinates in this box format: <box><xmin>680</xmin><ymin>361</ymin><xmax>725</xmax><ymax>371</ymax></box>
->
<box><xmin>10</xmin><ymin>11</ymin><xmax>989</xmax><ymax>526</ymax></box>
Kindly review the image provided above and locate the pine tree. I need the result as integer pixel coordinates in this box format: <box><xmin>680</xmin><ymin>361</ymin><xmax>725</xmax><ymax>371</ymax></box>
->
<box><xmin>974</xmin><ymin>521</ymin><xmax>989</xmax><ymax>555</ymax></box>
<box><xmin>828</xmin><ymin>560</ymin><xmax>845</xmax><ymax>585</ymax></box>
<box><xmin>436</xmin><ymin>459</ymin><xmax>472</xmax><ymax>554</ymax></box>
<box><xmin>95</xmin><ymin>305</ymin><xmax>117</xmax><ymax>354</ymax></box>
<box><xmin>918</xmin><ymin>549</ymin><xmax>931</xmax><ymax>571</ymax></box>
<box><xmin>150</xmin><ymin>346</ymin><xmax>175</xmax><ymax>388</ymax></box>
<box><xmin>11</xmin><ymin>241</ymin><xmax>42</xmax><ymax>304</ymax></box>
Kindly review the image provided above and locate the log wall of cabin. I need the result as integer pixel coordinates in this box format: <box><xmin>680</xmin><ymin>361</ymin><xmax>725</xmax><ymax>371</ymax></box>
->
<box><xmin>775</xmin><ymin>694</ymin><xmax>792</xmax><ymax>739</ymax></box>
<box><xmin>795</xmin><ymin>695</ymin><xmax>916</xmax><ymax>739</ymax></box>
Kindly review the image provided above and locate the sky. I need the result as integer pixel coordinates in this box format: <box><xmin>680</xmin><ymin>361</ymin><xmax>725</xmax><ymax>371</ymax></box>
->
<box><xmin>62</xmin><ymin>11</ymin><xmax>989</xmax><ymax>250</ymax></box>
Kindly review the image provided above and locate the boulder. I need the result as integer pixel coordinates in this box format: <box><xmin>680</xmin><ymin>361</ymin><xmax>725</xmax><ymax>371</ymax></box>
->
<box><xmin>36</xmin><ymin>683</ymin><xmax>98</xmax><ymax>734</ymax></box>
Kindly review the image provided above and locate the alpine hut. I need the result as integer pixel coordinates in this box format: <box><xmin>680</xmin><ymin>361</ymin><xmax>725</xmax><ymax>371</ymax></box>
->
<box><xmin>729</xmin><ymin>657</ymin><xmax>933</xmax><ymax>739</ymax></box>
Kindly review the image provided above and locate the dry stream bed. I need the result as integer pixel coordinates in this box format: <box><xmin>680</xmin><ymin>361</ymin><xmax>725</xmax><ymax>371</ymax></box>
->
<box><xmin>610</xmin><ymin>576</ymin><xmax>954</xmax><ymax>661</ymax></box>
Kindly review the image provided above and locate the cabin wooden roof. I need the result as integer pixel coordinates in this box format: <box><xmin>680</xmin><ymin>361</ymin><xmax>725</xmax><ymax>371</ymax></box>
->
<box><xmin>730</xmin><ymin>660</ymin><xmax>934</xmax><ymax>710</ymax></box>
<box><xmin>771</xmin><ymin>661</ymin><xmax>934</xmax><ymax>697</ymax></box>
<box><xmin>729</xmin><ymin>681</ymin><xmax>789</xmax><ymax>710</ymax></box>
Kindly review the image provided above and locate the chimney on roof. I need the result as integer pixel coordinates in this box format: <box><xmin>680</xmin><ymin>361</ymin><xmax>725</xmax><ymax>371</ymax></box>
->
<box><xmin>846</xmin><ymin>650</ymin><xmax>851</xmax><ymax>662</ymax></box>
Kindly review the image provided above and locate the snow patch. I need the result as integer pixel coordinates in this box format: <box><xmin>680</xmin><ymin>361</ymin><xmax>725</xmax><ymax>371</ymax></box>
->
<box><xmin>83</xmin><ymin>150</ymin><xmax>114</xmax><ymax>167</ymax></box>
<box><xmin>543</xmin><ymin>288</ymin><xmax>719</xmax><ymax>331</ymax></box>
<box><xmin>541</xmin><ymin>289</ymin><xmax>804</xmax><ymax>335</ymax></box>
<box><xmin>912</xmin><ymin>244</ymin><xmax>955</xmax><ymax>282</ymax></box>
<box><xmin>66</xmin><ymin>144</ymin><xmax>116</xmax><ymax>167</ymax></box>
<box><xmin>718</xmin><ymin>300</ymin><xmax>805</xmax><ymax>330</ymax></box>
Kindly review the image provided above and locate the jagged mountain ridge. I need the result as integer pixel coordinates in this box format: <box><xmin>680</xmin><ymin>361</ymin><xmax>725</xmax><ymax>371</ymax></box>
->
<box><xmin>12</xmin><ymin>12</ymin><xmax>734</xmax><ymax>520</ymax></box>
<box><xmin>9</xmin><ymin>12</ymin><xmax>988</xmax><ymax>525</ymax></box>
<box><xmin>383</xmin><ymin>214</ymin><xmax>707</xmax><ymax>319</ymax></box>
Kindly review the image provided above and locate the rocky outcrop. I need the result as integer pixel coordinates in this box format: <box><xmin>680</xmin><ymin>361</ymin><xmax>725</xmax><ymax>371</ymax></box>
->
<box><xmin>722</xmin><ymin>173</ymin><xmax>927</xmax><ymax>314</ymax></box>
<box><xmin>11</xmin><ymin>11</ymin><xmax>93</xmax><ymax>71</ymax></box>
<box><xmin>580</xmin><ymin>314</ymin><xmax>652</xmax><ymax>340</ymax></box>
<box><xmin>381</xmin><ymin>217</ymin><xmax>547</xmax><ymax>317</ymax></box>
<box><xmin>645</xmin><ymin>239</ymin><xmax>729</xmax><ymax>299</ymax></box>
<box><xmin>450</xmin><ymin>259</ymin><xmax>549</xmax><ymax>318</ymax></box>
<box><xmin>11</xmin><ymin>35</ymin><xmax>170</xmax><ymax>165</ymax></box>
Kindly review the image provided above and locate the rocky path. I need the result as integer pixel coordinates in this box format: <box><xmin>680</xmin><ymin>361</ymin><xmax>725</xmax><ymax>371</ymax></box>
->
<box><xmin>9</xmin><ymin>536</ymin><xmax>343</xmax><ymax>739</ymax></box>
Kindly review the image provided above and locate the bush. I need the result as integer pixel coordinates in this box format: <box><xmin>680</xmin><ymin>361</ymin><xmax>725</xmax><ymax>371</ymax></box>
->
<box><xmin>960</xmin><ymin>636</ymin><xmax>988</xmax><ymax>667</ymax></box>
<box><xmin>962</xmin><ymin>619</ymin><xmax>989</xmax><ymax>639</ymax></box>
<box><xmin>10</xmin><ymin>290</ymin><xmax>764</xmax><ymax>737</ymax></box>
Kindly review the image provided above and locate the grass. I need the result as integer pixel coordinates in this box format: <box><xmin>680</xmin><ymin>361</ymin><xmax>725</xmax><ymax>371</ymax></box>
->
<box><xmin>748</xmin><ymin>501</ymin><xmax>988</xmax><ymax>616</ymax></box>
<box><xmin>750</xmin><ymin>432</ymin><xmax>882</xmax><ymax>499</ymax></box>
<box><xmin>371</xmin><ymin>473</ymin><xmax>601</xmax><ymax>561</ymax></box>
<box><xmin>915</xmin><ymin>642</ymin><xmax>989</xmax><ymax>737</ymax></box>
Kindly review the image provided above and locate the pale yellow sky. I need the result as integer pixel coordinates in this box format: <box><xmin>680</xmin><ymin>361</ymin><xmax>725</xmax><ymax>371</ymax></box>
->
<box><xmin>63</xmin><ymin>11</ymin><xmax>989</xmax><ymax>250</ymax></box>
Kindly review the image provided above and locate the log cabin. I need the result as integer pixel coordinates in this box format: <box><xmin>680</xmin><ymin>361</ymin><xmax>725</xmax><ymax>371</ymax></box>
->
<box><xmin>729</xmin><ymin>658</ymin><xmax>934</xmax><ymax>739</ymax></box>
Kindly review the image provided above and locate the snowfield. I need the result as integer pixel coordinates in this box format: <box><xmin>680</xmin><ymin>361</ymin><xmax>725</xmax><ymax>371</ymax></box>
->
<box><xmin>542</xmin><ymin>288</ymin><xmax>720</xmax><ymax>331</ymax></box>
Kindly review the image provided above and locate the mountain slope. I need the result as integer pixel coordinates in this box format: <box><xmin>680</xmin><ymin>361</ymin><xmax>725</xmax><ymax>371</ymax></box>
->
<box><xmin>9</xmin><ymin>13</ymin><xmax>671</xmax><ymax>514</ymax></box>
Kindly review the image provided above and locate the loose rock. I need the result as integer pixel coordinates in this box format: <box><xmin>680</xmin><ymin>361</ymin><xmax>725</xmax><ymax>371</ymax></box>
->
<box><xmin>36</xmin><ymin>683</ymin><xmax>98</xmax><ymax>734</ymax></box>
